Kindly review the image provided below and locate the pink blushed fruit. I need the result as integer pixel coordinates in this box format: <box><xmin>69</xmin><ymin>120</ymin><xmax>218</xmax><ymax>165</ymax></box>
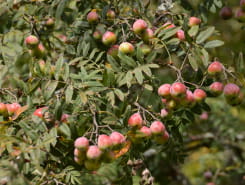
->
<box><xmin>160</xmin><ymin>109</ymin><xmax>169</xmax><ymax>118</ymax></box>
<box><xmin>188</xmin><ymin>17</ymin><xmax>201</xmax><ymax>26</ymax></box>
<box><xmin>119</xmin><ymin>42</ymin><xmax>134</xmax><ymax>54</ymax></box>
<box><xmin>0</xmin><ymin>103</ymin><xmax>7</xmax><ymax>115</ymax></box>
<box><xmin>110</xmin><ymin>131</ymin><xmax>125</xmax><ymax>146</ymax></box>
<box><xmin>6</xmin><ymin>103</ymin><xmax>21</xmax><ymax>116</ymax></box>
<box><xmin>183</xmin><ymin>90</ymin><xmax>195</xmax><ymax>106</ymax></box>
<box><xmin>33</xmin><ymin>107</ymin><xmax>48</xmax><ymax>118</ymax></box>
<box><xmin>193</xmin><ymin>89</ymin><xmax>207</xmax><ymax>102</ymax></box>
<box><xmin>150</xmin><ymin>121</ymin><xmax>165</xmax><ymax>135</ymax></box>
<box><xmin>235</xmin><ymin>9</ymin><xmax>245</xmax><ymax>22</ymax></box>
<box><xmin>240</xmin><ymin>0</ymin><xmax>245</xmax><ymax>11</ymax></box>
<box><xmin>98</xmin><ymin>134</ymin><xmax>112</xmax><ymax>150</ymax></box>
<box><xmin>102</xmin><ymin>31</ymin><xmax>117</xmax><ymax>46</ymax></box>
<box><xmin>86</xmin><ymin>145</ymin><xmax>102</xmax><ymax>160</ymax></box>
<box><xmin>207</xmin><ymin>61</ymin><xmax>223</xmax><ymax>75</ymax></box>
<box><xmin>74</xmin><ymin>137</ymin><xmax>89</xmax><ymax>150</ymax></box>
<box><xmin>176</xmin><ymin>29</ymin><xmax>185</xmax><ymax>41</ymax></box>
<box><xmin>45</xmin><ymin>18</ymin><xmax>55</xmax><ymax>28</ymax></box>
<box><xmin>163</xmin><ymin>22</ymin><xmax>175</xmax><ymax>29</ymax></box>
<box><xmin>93</xmin><ymin>30</ymin><xmax>102</xmax><ymax>40</ymax></box>
<box><xmin>128</xmin><ymin>113</ymin><xmax>143</xmax><ymax>128</ymax></box>
<box><xmin>209</xmin><ymin>82</ymin><xmax>224</xmax><ymax>96</ymax></box>
<box><xmin>106</xmin><ymin>10</ymin><xmax>116</xmax><ymax>19</ymax></box>
<box><xmin>107</xmin><ymin>45</ymin><xmax>119</xmax><ymax>58</ymax></box>
<box><xmin>87</xmin><ymin>10</ymin><xmax>99</xmax><ymax>24</ymax></box>
<box><xmin>133</xmin><ymin>19</ymin><xmax>148</xmax><ymax>35</ymax></box>
<box><xmin>219</xmin><ymin>7</ymin><xmax>233</xmax><ymax>20</ymax></box>
<box><xmin>158</xmin><ymin>84</ymin><xmax>171</xmax><ymax>98</ymax></box>
<box><xmin>61</xmin><ymin>114</ymin><xmax>69</xmax><ymax>123</ymax></box>
<box><xmin>139</xmin><ymin>126</ymin><xmax>152</xmax><ymax>138</ymax></box>
<box><xmin>142</xmin><ymin>28</ymin><xmax>154</xmax><ymax>42</ymax></box>
<box><xmin>223</xmin><ymin>83</ymin><xmax>240</xmax><ymax>98</ymax></box>
<box><xmin>200</xmin><ymin>112</ymin><xmax>208</xmax><ymax>120</ymax></box>
<box><xmin>170</xmin><ymin>82</ymin><xmax>186</xmax><ymax>97</ymax></box>
<box><xmin>25</xmin><ymin>35</ymin><xmax>39</xmax><ymax>48</ymax></box>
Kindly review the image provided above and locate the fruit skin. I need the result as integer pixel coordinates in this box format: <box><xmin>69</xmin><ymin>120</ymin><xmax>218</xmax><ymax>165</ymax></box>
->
<box><xmin>139</xmin><ymin>126</ymin><xmax>152</xmax><ymax>138</ymax></box>
<box><xmin>25</xmin><ymin>35</ymin><xmax>39</xmax><ymax>48</ymax></box>
<box><xmin>119</xmin><ymin>42</ymin><xmax>134</xmax><ymax>54</ymax></box>
<box><xmin>84</xmin><ymin>160</ymin><xmax>101</xmax><ymax>171</ymax></box>
<box><xmin>235</xmin><ymin>8</ymin><xmax>245</xmax><ymax>22</ymax></box>
<box><xmin>6</xmin><ymin>103</ymin><xmax>21</xmax><ymax>116</ymax></box>
<box><xmin>74</xmin><ymin>156</ymin><xmax>84</xmax><ymax>165</ymax></box>
<box><xmin>200</xmin><ymin>112</ymin><xmax>208</xmax><ymax>120</ymax></box>
<box><xmin>132</xmin><ymin>19</ymin><xmax>148</xmax><ymax>35</ymax></box>
<box><xmin>163</xmin><ymin>22</ymin><xmax>175</xmax><ymax>29</ymax></box>
<box><xmin>183</xmin><ymin>90</ymin><xmax>195</xmax><ymax>106</ymax></box>
<box><xmin>193</xmin><ymin>89</ymin><xmax>207</xmax><ymax>102</ymax></box>
<box><xmin>33</xmin><ymin>107</ymin><xmax>48</xmax><ymax>118</ymax></box>
<box><xmin>102</xmin><ymin>31</ymin><xmax>117</xmax><ymax>46</ymax></box>
<box><xmin>158</xmin><ymin>84</ymin><xmax>171</xmax><ymax>98</ymax></box>
<box><xmin>209</xmin><ymin>82</ymin><xmax>224</xmax><ymax>96</ymax></box>
<box><xmin>176</xmin><ymin>29</ymin><xmax>185</xmax><ymax>41</ymax></box>
<box><xmin>207</xmin><ymin>61</ymin><xmax>223</xmax><ymax>75</ymax></box>
<box><xmin>128</xmin><ymin>113</ymin><xmax>143</xmax><ymax>128</ymax></box>
<box><xmin>98</xmin><ymin>134</ymin><xmax>112</xmax><ymax>150</ymax></box>
<box><xmin>74</xmin><ymin>148</ymin><xmax>86</xmax><ymax>161</ymax></box>
<box><xmin>93</xmin><ymin>30</ymin><xmax>102</xmax><ymax>40</ymax></box>
<box><xmin>150</xmin><ymin>121</ymin><xmax>165</xmax><ymax>135</ymax></box>
<box><xmin>86</xmin><ymin>145</ymin><xmax>102</xmax><ymax>160</ymax></box>
<box><xmin>107</xmin><ymin>45</ymin><xmax>119</xmax><ymax>58</ymax></box>
<box><xmin>142</xmin><ymin>28</ymin><xmax>154</xmax><ymax>42</ymax></box>
<box><xmin>31</xmin><ymin>43</ymin><xmax>46</xmax><ymax>58</ymax></box>
<box><xmin>219</xmin><ymin>7</ymin><xmax>233</xmax><ymax>20</ymax></box>
<box><xmin>110</xmin><ymin>131</ymin><xmax>126</xmax><ymax>146</ymax></box>
<box><xmin>170</xmin><ymin>82</ymin><xmax>186</xmax><ymax>97</ymax></box>
<box><xmin>74</xmin><ymin>137</ymin><xmax>89</xmax><ymax>151</ymax></box>
<box><xmin>0</xmin><ymin>103</ymin><xmax>7</xmax><ymax>116</ymax></box>
<box><xmin>45</xmin><ymin>18</ymin><xmax>55</xmax><ymax>28</ymax></box>
<box><xmin>106</xmin><ymin>10</ymin><xmax>116</xmax><ymax>19</ymax></box>
<box><xmin>87</xmin><ymin>11</ymin><xmax>99</xmax><ymax>24</ymax></box>
<box><xmin>154</xmin><ymin>131</ymin><xmax>169</xmax><ymax>144</ymax></box>
<box><xmin>160</xmin><ymin>109</ymin><xmax>169</xmax><ymax>118</ymax></box>
<box><xmin>188</xmin><ymin>17</ymin><xmax>201</xmax><ymax>26</ymax></box>
<box><xmin>61</xmin><ymin>113</ymin><xmax>69</xmax><ymax>123</ymax></box>
<box><xmin>223</xmin><ymin>83</ymin><xmax>240</xmax><ymax>99</ymax></box>
<box><xmin>241</xmin><ymin>0</ymin><xmax>245</xmax><ymax>11</ymax></box>
<box><xmin>139</xmin><ymin>44</ymin><xmax>151</xmax><ymax>55</ymax></box>
<box><xmin>38</xmin><ymin>60</ymin><xmax>46</xmax><ymax>73</ymax></box>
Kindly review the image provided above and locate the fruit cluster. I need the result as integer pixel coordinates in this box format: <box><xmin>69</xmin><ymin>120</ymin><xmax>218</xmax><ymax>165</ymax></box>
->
<box><xmin>0</xmin><ymin>102</ymin><xmax>21</xmax><ymax>119</ymax></box>
<box><xmin>25</xmin><ymin>35</ymin><xmax>46</xmax><ymax>59</ymax></box>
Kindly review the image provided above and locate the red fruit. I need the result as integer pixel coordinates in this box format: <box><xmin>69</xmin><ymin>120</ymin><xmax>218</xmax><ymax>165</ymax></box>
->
<box><xmin>160</xmin><ymin>109</ymin><xmax>169</xmax><ymax>118</ymax></box>
<box><xmin>161</xmin><ymin>98</ymin><xmax>167</xmax><ymax>104</ymax></box>
<box><xmin>139</xmin><ymin>126</ymin><xmax>152</xmax><ymax>138</ymax></box>
<box><xmin>200</xmin><ymin>112</ymin><xmax>208</xmax><ymax>120</ymax></box>
<box><xmin>132</xmin><ymin>19</ymin><xmax>148</xmax><ymax>34</ymax></box>
<box><xmin>235</xmin><ymin>9</ymin><xmax>245</xmax><ymax>22</ymax></box>
<box><xmin>45</xmin><ymin>18</ymin><xmax>55</xmax><ymax>28</ymax></box>
<box><xmin>184</xmin><ymin>90</ymin><xmax>195</xmax><ymax>105</ymax></box>
<box><xmin>102</xmin><ymin>31</ymin><xmax>117</xmax><ymax>46</ymax></box>
<box><xmin>87</xmin><ymin>10</ymin><xmax>99</xmax><ymax>24</ymax></box>
<box><xmin>223</xmin><ymin>83</ymin><xmax>240</xmax><ymax>98</ymax></box>
<box><xmin>107</xmin><ymin>45</ymin><xmax>119</xmax><ymax>58</ymax></box>
<box><xmin>128</xmin><ymin>113</ymin><xmax>143</xmax><ymax>128</ymax></box>
<box><xmin>106</xmin><ymin>10</ymin><xmax>116</xmax><ymax>19</ymax></box>
<box><xmin>110</xmin><ymin>131</ymin><xmax>125</xmax><ymax>146</ymax></box>
<box><xmin>207</xmin><ymin>61</ymin><xmax>223</xmax><ymax>75</ymax></box>
<box><xmin>93</xmin><ymin>30</ymin><xmax>102</xmax><ymax>40</ymax></box>
<box><xmin>119</xmin><ymin>42</ymin><xmax>135</xmax><ymax>54</ymax></box>
<box><xmin>188</xmin><ymin>17</ymin><xmax>201</xmax><ymax>26</ymax></box>
<box><xmin>163</xmin><ymin>22</ymin><xmax>175</xmax><ymax>29</ymax></box>
<box><xmin>158</xmin><ymin>84</ymin><xmax>171</xmax><ymax>98</ymax></box>
<box><xmin>150</xmin><ymin>121</ymin><xmax>165</xmax><ymax>135</ymax></box>
<box><xmin>170</xmin><ymin>82</ymin><xmax>186</xmax><ymax>97</ymax></box>
<box><xmin>219</xmin><ymin>7</ymin><xmax>233</xmax><ymax>20</ymax></box>
<box><xmin>98</xmin><ymin>134</ymin><xmax>112</xmax><ymax>150</ymax></box>
<box><xmin>193</xmin><ymin>89</ymin><xmax>207</xmax><ymax>102</ymax></box>
<box><xmin>6</xmin><ymin>103</ymin><xmax>21</xmax><ymax>116</ymax></box>
<box><xmin>209</xmin><ymin>82</ymin><xmax>224</xmax><ymax>96</ymax></box>
<box><xmin>139</xmin><ymin>44</ymin><xmax>151</xmax><ymax>55</ymax></box>
<box><xmin>25</xmin><ymin>35</ymin><xmax>39</xmax><ymax>48</ymax></box>
<box><xmin>33</xmin><ymin>107</ymin><xmax>48</xmax><ymax>118</ymax></box>
<box><xmin>74</xmin><ymin>137</ymin><xmax>89</xmax><ymax>150</ymax></box>
<box><xmin>86</xmin><ymin>145</ymin><xmax>102</xmax><ymax>160</ymax></box>
<box><xmin>142</xmin><ymin>28</ymin><xmax>154</xmax><ymax>42</ymax></box>
<box><xmin>84</xmin><ymin>160</ymin><xmax>101</xmax><ymax>171</ymax></box>
<box><xmin>241</xmin><ymin>0</ymin><xmax>245</xmax><ymax>11</ymax></box>
<box><xmin>0</xmin><ymin>103</ymin><xmax>7</xmax><ymax>115</ymax></box>
<box><xmin>57</xmin><ymin>34</ymin><xmax>67</xmax><ymax>43</ymax></box>
<box><xmin>176</xmin><ymin>29</ymin><xmax>185</xmax><ymax>41</ymax></box>
<box><xmin>61</xmin><ymin>114</ymin><xmax>69</xmax><ymax>123</ymax></box>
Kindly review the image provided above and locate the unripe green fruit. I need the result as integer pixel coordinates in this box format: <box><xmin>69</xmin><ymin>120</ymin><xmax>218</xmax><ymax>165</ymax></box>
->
<box><xmin>0</xmin><ymin>103</ymin><xmax>7</xmax><ymax>116</ymax></box>
<box><xmin>84</xmin><ymin>160</ymin><xmax>101</xmax><ymax>171</ymax></box>
<box><xmin>142</xmin><ymin>28</ymin><xmax>154</xmax><ymax>43</ymax></box>
<box><xmin>74</xmin><ymin>148</ymin><xmax>86</xmax><ymax>161</ymax></box>
<box><xmin>102</xmin><ymin>151</ymin><xmax>116</xmax><ymax>163</ymax></box>
<box><xmin>38</xmin><ymin>60</ymin><xmax>46</xmax><ymax>73</ymax></box>
<box><xmin>102</xmin><ymin>31</ymin><xmax>117</xmax><ymax>46</ymax></box>
<box><xmin>154</xmin><ymin>131</ymin><xmax>169</xmax><ymax>144</ymax></box>
<box><xmin>139</xmin><ymin>44</ymin><xmax>151</xmax><ymax>55</ymax></box>
<box><xmin>119</xmin><ymin>42</ymin><xmax>134</xmax><ymax>54</ymax></box>
<box><xmin>74</xmin><ymin>156</ymin><xmax>84</xmax><ymax>165</ymax></box>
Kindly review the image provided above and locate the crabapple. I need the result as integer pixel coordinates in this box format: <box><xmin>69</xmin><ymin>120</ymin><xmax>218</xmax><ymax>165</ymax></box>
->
<box><xmin>98</xmin><ymin>134</ymin><xmax>112</xmax><ymax>150</ymax></box>
<box><xmin>150</xmin><ymin>121</ymin><xmax>165</xmax><ymax>135</ymax></box>
<box><xmin>209</xmin><ymin>82</ymin><xmax>224</xmax><ymax>96</ymax></box>
<box><xmin>87</xmin><ymin>10</ymin><xmax>99</xmax><ymax>24</ymax></box>
<box><xmin>110</xmin><ymin>131</ymin><xmax>125</xmax><ymax>146</ymax></box>
<box><xmin>86</xmin><ymin>145</ymin><xmax>102</xmax><ymax>160</ymax></box>
<box><xmin>133</xmin><ymin>19</ymin><xmax>148</xmax><ymax>34</ymax></box>
<box><xmin>74</xmin><ymin>137</ymin><xmax>89</xmax><ymax>150</ymax></box>
<box><xmin>119</xmin><ymin>42</ymin><xmax>134</xmax><ymax>54</ymax></box>
<box><xmin>188</xmin><ymin>17</ymin><xmax>201</xmax><ymax>26</ymax></box>
<box><xmin>219</xmin><ymin>7</ymin><xmax>233</xmax><ymax>20</ymax></box>
<box><xmin>158</xmin><ymin>84</ymin><xmax>171</xmax><ymax>98</ymax></box>
<box><xmin>128</xmin><ymin>113</ymin><xmax>143</xmax><ymax>128</ymax></box>
<box><xmin>207</xmin><ymin>61</ymin><xmax>223</xmax><ymax>75</ymax></box>
<box><xmin>193</xmin><ymin>89</ymin><xmax>207</xmax><ymax>102</ymax></box>
<box><xmin>102</xmin><ymin>31</ymin><xmax>117</xmax><ymax>46</ymax></box>
<box><xmin>170</xmin><ymin>82</ymin><xmax>186</xmax><ymax>97</ymax></box>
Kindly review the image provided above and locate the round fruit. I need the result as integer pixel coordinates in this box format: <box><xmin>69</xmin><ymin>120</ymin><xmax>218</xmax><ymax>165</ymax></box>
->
<box><xmin>142</xmin><ymin>28</ymin><xmax>154</xmax><ymax>42</ymax></box>
<box><xmin>98</xmin><ymin>134</ymin><xmax>112</xmax><ymax>150</ymax></box>
<box><xmin>139</xmin><ymin>126</ymin><xmax>152</xmax><ymax>138</ymax></box>
<box><xmin>106</xmin><ymin>10</ymin><xmax>116</xmax><ymax>19</ymax></box>
<box><xmin>170</xmin><ymin>82</ymin><xmax>186</xmax><ymax>97</ymax></box>
<box><xmin>193</xmin><ymin>89</ymin><xmax>207</xmax><ymax>102</ymax></box>
<box><xmin>107</xmin><ymin>45</ymin><xmax>119</xmax><ymax>58</ymax></box>
<box><xmin>110</xmin><ymin>131</ymin><xmax>126</xmax><ymax>146</ymax></box>
<box><xmin>0</xmin><ymin>103</ymin><xmax>7</xmax><ymax>116</ymax></box>
<box><xmin>188</xmin><ymin>17</ymin><xmax>201</xmax><ymax>26</ymax></box>
<box><xmin>183</xmin><ymin>90</ymin><xmax>195</xmax><ymax>106</ymax></box>
<box><xmin>128</xmin><ymin>113</ymin><xmax>143</xmax><ymax>128</ymax></box>
<box><xmin>33</xmin><ymin>107</ymin><xmax>48</xmax><ymax>118</ymax></box>
<box><xmin>176</xmin><ymin>29</ymin><xmax>185</xmax><ymax>41</ymax></box>
<box><xmin>45</xmin><ymin>18</ymin><xmax>55</xmax><ymax>28</ymax></box>
<box><xmin>74</xmin><ymin>156</ymin><xmax>84</xmax><ymax>165</ymax></box>
<box><xmin>6</xmin><ymin>103</ymin><xmax>21</xmax><ymax>116</ymax></box>
<box><xmin>74</xmin><ymin>137</ymin><xmax>89</xmax><ymax>150</ymax></box>
<box><xmin>87</xmin><ymin>10</ymin><xmax>99</xmax><ymax>24</ymax></box>
<box><xmin>154</xmin><ymin>131</ymin><xmax>169</xmax><ymax>144</ymax></box>
<box><xmin>86</xmin><ymin>145</ymin><xmax>102</xmax><ymax>160</ymax></box>
<box><xmin>93</xmin><ymin>30</ymin><xmax>102</xmax><ymax>40</ymax></box>
<box><xmin>132</xmin><ymin>19</ymin><xmax>148</xmax><ymax>34</ymax></box>
<box><xmin>61</xmin><ymin>113</ymin><xmax>69</xmax><ymax>123</ymax></box>
<box><xmin>74</xmin><ymin>148</ymin><xmax>86</xmax><ymax>160</ymax></box>
<box><xmin>102</xmin><ymin>151</ymin><xmax>116</xmax><ymax>163</ymax></box>
<box><xmin>31</xmin><ymin>43</ymin><xmax>46</xmax><ymax>58</ymax></box>
<box><xmin>139</xmin><ymin>44</ymin><xmax>151</xmax><ymax>55</ymax></box>
<box><xmin>223</xmin><ymin>83</ymin><xmax>240</xmax><ymax>99</ymax></box>
<box><xmin>150</xmin><ymin>121</ymin><xmax>165</xmax><ymax>135</ymax></box>
<box><xmin>25</xmin><ymin>35</ymin><xmax>39</xmax><ymax>48</ymax></box>
<box><xmin>219</xmin><ymin>7</ymin><xmax>233</xmax><ymax>20</ymax></box>
<box><xmin>158</xmin><ymin>84</ymin><xmax>171</xmax><ymax>98</ymax></box>
<box><xmin>102</xmin><ymin>31</ymin><xmax>117</xmax><ymax>46</ymax></box>
<box><xmin>119</xmin><ymin>42</ymin><xmax>134</xmax><ymax>54</ymax></box>
<box><xmin>235</xmin><ymin>8</ymin><xmax>245</xmax><ymax>22</ymax></box>
<box><xmin>160</xmin><ymin>109</ymin><xmax>169</xmax><ymax>118</ymax></box>
<box><xmin>209</xmin><ymin>82</ymin><xmax>223</xmax><ymax>96</ymax></box>
<box><xmin>200</xmin><ymin>112</ymin><xmax>208</xmax><ymax>120</ymax></box>
<box><xmin>207</xmin><ymin>61</ymin><xmax>223</xmax><ymax>75</ymax></box>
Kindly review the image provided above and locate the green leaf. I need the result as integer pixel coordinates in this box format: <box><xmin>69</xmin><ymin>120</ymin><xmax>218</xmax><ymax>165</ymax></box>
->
<box><xmin>107</xmin><ymin>55</ymin><xmax>121</xmax><ymax>72</ymax></box>
<box><xmin>83</xmin><ymin>43</ymin><xmax>90</xmax><ymax>57</ymax></box>
<box><xmin>118</xmin><ymin>51</ymin><xmax>136</xmax><ymax>68</ymax></box>
<box><xmin>201</xmin><ymin>48</ymin><xmax>209</xmax><ymax>67</ymax></box>
<box><xmin>65</xmin><ymin>85</ymin><xmax>73</xmax><ymax>103</ymax></box>
<box><xmin>106</xmin><ymin>91</ymin><xmax>115</xmax><ymax>106</ymax></box>
<box><xmin>136</xmin><ymin>46</ymin><xmax>144</xmax><ymax>63</ymax></box>
<box><xmin>188</xmin><ymin>25</ymin><xmax>199</xmax><ymax>37</ymax></box>
<box><xmin>188</xmin><ymin>54</ymin><xmax>198</xmax><ymax>71</ymax></box>
<box><xmin>55</xmin><ymin>55</ymin><xmax>64</xmax><ymax>80</ymax></box>
<box><xmin>196</xmin><ymin>27</ymin><xmax>215</xmax><ymax>44</ymax></box>
<box><xmin>55</xmin><ymin>0</ymin><xmax>67</xmax><ymax>20</ymax></box>
<box><xmin>134</xmin><ymin>68</ymin><xmax>144</xmax><ymax>84</ymax></box>
<box><xmin>204</xmin><ymin>40</ymin><xmax>224</xmax><ymax>48</ymax></box>
<box><xmin>59</xmin><ymin>123</ymin><xmax>71</xmax><ymax>138</ymax></box>
<box><xmin>126</xmin><ymin>71</ymin><xmax>133</xmax><ymax>87</ymax></box>
<box><xmin>44</xmin><ymin>81</ymin><xmax>58</xmax><ymax>100</ymax></box>
<box><xmin>114</xmin><ymin>89</ymin><xmax>124</xmax><ymax>101</ymax></box>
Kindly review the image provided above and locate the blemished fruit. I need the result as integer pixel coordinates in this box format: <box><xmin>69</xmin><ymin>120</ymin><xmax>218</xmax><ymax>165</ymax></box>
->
<box><xmin>176</xmin><ymin>29</ymin><xmax>185</xmax><ymax>41</ymax></box>
<box><xmin>0</xmin><ymin>103</ymin><xmax>7</xmax><ymax>116</ymax></box>
<box><xmin>241</xmin><ymin>0</ymin><xmax>245</xmax><ymax>11</ymax></box>
<box><xmin>150</xmin><ymin>121</ymin><xmax>165</xmax><ymax>135</ymax></box>
<box><xmin>110</xmin><ymin>131</ymin><xmax>126</xmax><ymax>146</ymax></box>
<box><xmin>207</xmin><ymin>61</ymin><xmax>223</xmax><ymax>75</ymax></box>
<box><xmin>139</xmin><ymin>126</ymin><xmax>152</xmax><ymax>138</ymax></box>
<box><xmin>33</xmin><ymin>107</ymin><xmax>48</xmax><ymax>118</ymax></box>
<box><xmin>193</xmin><ymin>89</ymin><xmax>207</xmax><ymax>102</ymax></box>
<box><xmin>25</xmin><ymin>35</ymin><xmax>39</xmax><ymax>48</ymax></box>
<box><xmin>158</xmin><ymin>84</ymin><xmax>171</xmax><ymax>98</ymax></box>
<box><xmin>160</xmin><ymin>109</ymin><xmax>169</xmax><ymax>118</ymax></box>
<box><xmin>107</xmin><ymin>45</ymin><xmax>119</xmax><ymax>58</ymax></box>
<box><xmin>102</xmin><ymin>31</ymin><xmax>117</xmax><ymax>46</ymax></box>
<box><xmin>106</xmin><ymin>10</ymin><xmax>116</xmax><ymax>19</ymax></box>
<box><xmin>132</xmin><ymin>19</ymin><xmax>148</xmax><ymax>35</ymax></box>
<box><xmin>84</xmin><ymin>160</ymin><xmax>101</xmax><ymax>171</ymax></box>
<box><xmin>86</xmin><ymin>145</ymin><xmax>102</xmax><ymax>160</ymax></box>
<box><xmin>139</xmin><ymin>44</ymin><xmax>151</xmax><ymax>55</ymax></box>
<box><xmin>87</xmin><ymin>10</ymin><xmax>99</xmax><ymax>24</ymax></box>
<box><xmin>128</xmin><ymin>113</ymin><xmax>143</xmax><ymax>128</ymax></box>
<box><xmin>119</xmin><ymin>42</ymin><xmax>134</xmax><ymax>54</ymax></box>
<box><xmin>45</xmin><ymin>18</ymin><xmax>55</xmax><ymax>28</ymax></box>
<box><xmin>188</xmin><ymin>17</ymin><xmax>201</xmax><ymax>26</ymax></box>
<box><xmin>93</xmin><ymin>30</ymin><xmax>102</xmax><ymax>40</ymax></box>
<box><xmin>170</xmin><ymin>82</ymin><xmax>186</xmax><ymax>97</ymax></box>
<box><xmin>6</xmin><ymin>103</ymin><xmax>21</xmax><ymax>116</ymax></box>
<box><xmin>219</xmin><ymin>7</ymin><xmax>233</xmax><ymax>20</ymax></box>
<box><xmin>142</xmin><ymin>28</ymin><xmax>154</xmax><ymax>42</ymax></box>
<box><xmin>209</xmin><ymin>82</ymin><xmax>224</xmax><ymax>96</ymax></box>
<box><xmin>98</xmin><ymin>134</ymin><xmax>112</xmax><ymax>150</ymax></box>
<box><xmin>74</xmin><ymin>137</ymin><xmax>89</xmax><ymax>150</ymax></box>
